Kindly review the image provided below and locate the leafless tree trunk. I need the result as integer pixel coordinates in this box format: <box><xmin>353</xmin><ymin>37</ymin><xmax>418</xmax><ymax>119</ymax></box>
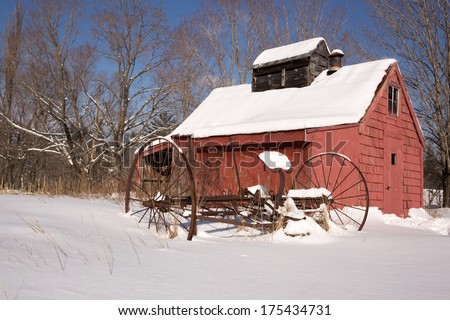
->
<box><xmin>169</xmin><ymin>0</ymin><xmax>351</xmax><ymax>115</ymax></box>
<box><xmin>189</xmin><ymin>0</ymin><xmax>268</xmax><ymax>87</ymax></box>
<box><xmin>0</xmin><ymin>3</ymin><xmax>24</xmax><ymax>189</ymax></box>
<box><xmin>366</xmin><ymin>0</ymin><xmax>449</xmax><ymax>206</ymax></box>
<box><xmin>91</xmin><ymin>0</ymin><xmax>172</xmax><ymax>175</ymax></box>
<box><xmin>1</xmin><ymin>0</ymin><xmax>100</xmax><ymax>190</ymax></box>
<box><xmin>0</xmin><ymin>0</ymin><xmax>357</xmax><ymax>195</ymax></box>
<box><xmin>167</xmin><ymin>18</ymin><xmax>216</xmax><ymax>121</ymax></box>
<box><xmin>255</xmin><ymin>0</ymin><xmax>349</xmax><ymax>49</ymax></box>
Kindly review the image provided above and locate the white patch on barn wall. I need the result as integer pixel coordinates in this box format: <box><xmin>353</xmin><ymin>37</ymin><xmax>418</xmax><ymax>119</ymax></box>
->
<box><xmin>258</xmin><ymin>151</ymin><xmax>292</xmax><ymax>170</ymax></box>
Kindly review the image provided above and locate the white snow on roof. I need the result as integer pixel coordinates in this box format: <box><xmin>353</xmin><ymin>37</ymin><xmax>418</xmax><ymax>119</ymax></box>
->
<box><xmin>253</xmin><ymin>37</ymin><xmax>328</xmax><ymax>67</ymax></box>
<box><xmin>171</xmin><ymin>59</ymin><xmax>396</xmax><ymax>139</ymax></box>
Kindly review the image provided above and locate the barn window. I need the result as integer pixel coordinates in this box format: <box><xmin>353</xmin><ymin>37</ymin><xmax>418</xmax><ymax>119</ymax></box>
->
<box><xmin>388</xmin><ymin>85</ymin><xmax>399</xmax><ymax>116</ymax></box>
<box><xmin>391</xmin><ymin>153</ymin><xmax>397</xmax><ymax>165</ymax></box>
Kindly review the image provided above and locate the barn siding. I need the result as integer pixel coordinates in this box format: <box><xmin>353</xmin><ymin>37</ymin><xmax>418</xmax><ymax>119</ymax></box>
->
<box><xmin>178</xmin><ymin>131</ymin><xmax>309</xmax><ymax>197</ymax></box>
<box><xmin>358</xmin><ymin>65</ymin><xmax>424</xmax><ymax>216</ymax></box>
<box><xmin>175</xmin><ymin>64</ymin><xmax>424</xmax><ymax>218</ymax></box>
<box><xmin>303</xmin><ymin>65</ymin><xmax>424</xmax><ymax>216</ymax></box>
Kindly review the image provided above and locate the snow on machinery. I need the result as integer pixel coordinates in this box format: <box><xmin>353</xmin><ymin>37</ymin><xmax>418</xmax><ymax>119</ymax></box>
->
<box><xmin>124</xmin><ymin>136</ymin><xmax>369</xmax><ymax>240</ymax></box>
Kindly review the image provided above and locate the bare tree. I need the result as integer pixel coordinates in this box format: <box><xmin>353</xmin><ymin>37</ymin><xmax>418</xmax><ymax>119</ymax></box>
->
<box><xmin>0</xmin><ymin>0</ymin><xmax>357</xmax><ymax>194</ymax></box>
<box><xmin>0</xmin><ymin>3</ymin><xmax>25</xmax><ymax>189</ymax></box>
<box><xmin>169</xmin><ymin>0</ymin><xmax>352</xmax><ymax>114</ymax></box>
<box><xmin>365</xmin><ymin>0</ymin><xmax>449</xmax><ymax>206</ymax></box>
<box><xmin>255</xmin><ymin>0</ymin><xmax>349</xmax><ymax>49</ymax></box>
<box><xmin>90</xmin><ymin>0</ymin><xmax>172</xmax><ymax>174</ymax></box>
<box><xmin>167</xmin><ymin>18</ymin><xmax>215</xmax><ymax>121</ymax></box>
<box><xmin>1</xmin><ymin>0</ymin><xmax>101</xmax><ymax>188</ymax></box>
<box><xmin>187</xmin><ymin>0</ymin><xmax>269</xmax><ymax>87</ymax></box>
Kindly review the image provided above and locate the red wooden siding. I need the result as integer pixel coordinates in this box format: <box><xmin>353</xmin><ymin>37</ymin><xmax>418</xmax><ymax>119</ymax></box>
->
<box><xmin>358</xmin><ymin>64</ymin><xmax>424</xmax><ymax>216</ymax></box>
<box><xmin>304</xmin><ymin>126</ymin><xmax>367</xmax><ymax>210</ymax></box>
<box><xmin>175</xmin><ymin>131</ymin><xmax>309</xmax><ymax>197</ymax></box>
<box><xmin>172</xmin><ymin>64</ymin><xmax>424</xmax><ymax>217</ymax></box>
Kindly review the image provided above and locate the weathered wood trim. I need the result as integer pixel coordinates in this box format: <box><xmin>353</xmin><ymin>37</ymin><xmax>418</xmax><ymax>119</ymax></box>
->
<box><xmin>179</xmin><ymin>130</ymin><xmax>307</xmax><ymax>149</ymax></box>
<box><xmin>306</xmin><ymin>123</ymin><xmax>360</xmax><ymax>133</ymax></box>
<box><xmin>252</xmin><ymin>40</ymin><xmax>330</xmax><ymax>92</ymax></box>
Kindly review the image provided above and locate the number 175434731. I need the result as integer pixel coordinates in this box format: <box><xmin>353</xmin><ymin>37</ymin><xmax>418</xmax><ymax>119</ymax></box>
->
<box><xmin>260</xmin><ymin>304</ymin><xmax>331</xmax><ymax>316</ymax></box>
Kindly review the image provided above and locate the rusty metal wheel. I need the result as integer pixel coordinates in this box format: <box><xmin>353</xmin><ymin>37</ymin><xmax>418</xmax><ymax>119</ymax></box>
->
<box><xmin>125</xmin><ymin>137</ymin><xmax>197</xmax><ymax>240</ymax></box>
<box><xmin>293</xmin><ymin>152</ymin><xmax>369</xmax><ymax>231</ymax></box>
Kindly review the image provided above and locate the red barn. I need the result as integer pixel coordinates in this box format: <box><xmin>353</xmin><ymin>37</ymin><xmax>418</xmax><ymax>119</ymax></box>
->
<box><xmin>170</xmin><ymin>37</ymin><xmax>425</xmax><ymax>217</ymax></box>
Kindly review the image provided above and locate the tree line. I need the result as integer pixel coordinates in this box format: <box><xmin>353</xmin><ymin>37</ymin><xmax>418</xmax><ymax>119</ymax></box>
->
<box><xmin>0</xmin><ymin>0</ymin><xmax>350</xmax><ymax>194</ymax></box>
<box><xmin>0</xmin><ymin>0</ymin><xmax>448</xmax><ymax>206</ymax></box>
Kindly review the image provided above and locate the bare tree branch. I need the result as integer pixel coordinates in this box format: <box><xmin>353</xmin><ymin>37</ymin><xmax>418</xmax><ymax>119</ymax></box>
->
<box><xmin>366</xmin><ymin>0</ymin><xmax>449</xmax><ymax>205</ymax></box>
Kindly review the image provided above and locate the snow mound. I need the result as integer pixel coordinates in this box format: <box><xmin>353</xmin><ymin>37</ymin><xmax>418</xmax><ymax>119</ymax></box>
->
<box><xmin>380</xmin><ymin>208</ymin><xmax>450</xmax><ymax>235</ymax></box>
<box><xmin>364</xmin><ymin>207</ymin><xmax>386</xmax><ymax>223</ymax></box>
<box><xmin>408</xmin><ymin>208</ymin><xmax>432</xmax><ymax>220</ymax></box>
<box><xmin>270</xmin><ymin>216</ymin><xmax>333</xmax><ymax>244</ymax></box>
<box><xmin>266</xmin><ymin>198</ymin><xmax>334</xmax><ymax>244</ymax></box>
<box><xmin>326</xmin><ymin>219</ymin><xmax>352</xmax><ymax>236</ymax></box>
<box><xmin>280</xmin><ymin>198</ymin><xmax>303</xmax><ymax>215</ymax></box>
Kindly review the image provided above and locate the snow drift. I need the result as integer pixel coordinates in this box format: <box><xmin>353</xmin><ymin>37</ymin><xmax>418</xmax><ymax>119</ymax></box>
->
<box><xmin>0</xmin><ymin>194</ymin><xmax>449</xmax><ymax>299</ymax></box>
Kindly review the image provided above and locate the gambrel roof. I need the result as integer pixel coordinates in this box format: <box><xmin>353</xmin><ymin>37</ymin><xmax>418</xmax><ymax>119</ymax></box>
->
<box><xmin>171</xmin><ymin>59</ymin><xmax>397</xmax><ymax>139</ymax></box>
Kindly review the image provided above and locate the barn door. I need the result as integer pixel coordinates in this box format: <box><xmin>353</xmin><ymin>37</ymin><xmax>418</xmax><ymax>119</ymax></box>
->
<box><xmin>384</xmin><ymin>136</ymin><xmax>404</xmax><ymax>215</ymax></box>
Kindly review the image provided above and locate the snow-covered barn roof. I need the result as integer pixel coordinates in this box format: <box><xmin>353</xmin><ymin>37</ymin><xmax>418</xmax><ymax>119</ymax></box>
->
<box><xmin>171</xmin><ymin>59</ymin><xmax>397</xmax><ymax>139</ymax></box>
<box><xmin>253</xmin><ymin>37</ymin><xmax>329</xmax><ymax>67</ymax></box>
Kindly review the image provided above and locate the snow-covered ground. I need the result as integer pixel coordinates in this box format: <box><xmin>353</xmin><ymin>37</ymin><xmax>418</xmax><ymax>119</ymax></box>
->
<box><xmin>0</xmin><ymin>194</ymin><xmax>449</xmax><ymax>300</ymax></box>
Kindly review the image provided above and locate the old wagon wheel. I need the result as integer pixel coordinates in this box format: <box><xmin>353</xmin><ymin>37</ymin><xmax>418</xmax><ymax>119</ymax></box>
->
<box><xmin>293</xmin><ymin>152</ymin><xmax>369</xmax><ymax>231</ymax></box>
<box><xmin>125</xmin><ymin>137</ymin><xmax>197</xmax><ymax>240</ymax></box>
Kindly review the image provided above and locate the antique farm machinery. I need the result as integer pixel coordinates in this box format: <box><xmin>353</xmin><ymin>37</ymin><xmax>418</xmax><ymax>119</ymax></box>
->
<box><xmin>125</xmin><ymin>137</ymin><xmax>369</xmax><ymax>240</ymax></box>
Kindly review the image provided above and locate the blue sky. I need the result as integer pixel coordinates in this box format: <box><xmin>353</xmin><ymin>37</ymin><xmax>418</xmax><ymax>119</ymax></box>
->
<box><xmin>161</xmin><ymin>0</ymin><xmax>201</xmax><ymax>26</ymax></box>
<box><xmin>0</xmin><ymin>0</ymin><xmax>202</xmax><ymax>30</ymax></box>
<box><xmin>0</xmin><ymin>0</ymin><xmax>369</xmax><ymax>64</ymax></box>
<box><xmin>0</xmin><ymin>0</ymin><xmax>20</xmax><ymax>30</ymax></box>
<box><xmin>0</xmin><ymin>0</ymin><xmax>368</xmax><ymax>35</ymax></box>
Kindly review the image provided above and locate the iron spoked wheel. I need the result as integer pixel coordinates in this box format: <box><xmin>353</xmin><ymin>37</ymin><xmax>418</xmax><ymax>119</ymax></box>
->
<box><xmin>125</xmin><ymin>137</ymin><xmax>197</xmax><ymax>240</ymax></box>
<box><xmin>293</xmin><ymin>152</ymin><xmax>369</xmax><ymax>231</ymax></box>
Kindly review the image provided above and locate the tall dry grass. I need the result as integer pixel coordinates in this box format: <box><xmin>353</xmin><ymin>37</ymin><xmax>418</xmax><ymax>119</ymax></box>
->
<box><xmin>0</xmin><ymin>171</ymin><xmax>128</xmax><ymax>198</ymax></box>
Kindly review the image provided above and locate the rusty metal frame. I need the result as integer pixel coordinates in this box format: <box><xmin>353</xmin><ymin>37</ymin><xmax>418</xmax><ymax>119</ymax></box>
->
<box><xmin>126</xmin><ymin>138</ymin><xmax>370</xmax><ymax>240</ymax></box>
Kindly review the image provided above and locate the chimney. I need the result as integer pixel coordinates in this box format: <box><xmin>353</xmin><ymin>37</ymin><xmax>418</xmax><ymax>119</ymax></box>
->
<box><xmin>327</xmin><ymin>49</ymin><xmax>344</xmax><ymax>75</ymax></box>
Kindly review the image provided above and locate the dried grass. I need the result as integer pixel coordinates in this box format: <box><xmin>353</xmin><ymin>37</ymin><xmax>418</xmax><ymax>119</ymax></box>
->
<box><xmin>0</xmin><ymin>172</ymin><xmax>126</xmax><ymax>198</ymax></box>
<box><xmin>168</xmin><ymin>216</ymin><xmax>179</xmax><ymax>239</ymax></box>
